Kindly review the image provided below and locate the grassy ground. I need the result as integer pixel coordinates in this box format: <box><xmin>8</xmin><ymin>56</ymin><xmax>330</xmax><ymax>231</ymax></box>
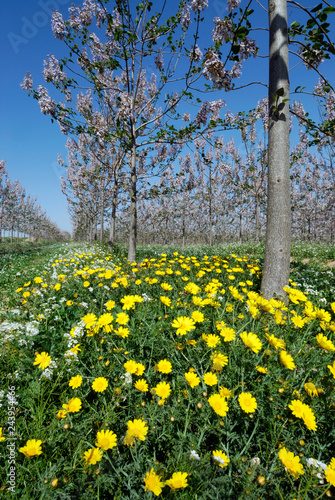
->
<box><xmin>0</xmin><ymin>241</ymin><xmax>335</xmax><ymax>499</ymax></box>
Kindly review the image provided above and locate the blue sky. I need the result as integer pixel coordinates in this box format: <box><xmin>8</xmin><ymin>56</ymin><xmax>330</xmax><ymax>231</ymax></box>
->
<box><xmin>0</xmin><ymin>0</ymin><xmax>333</xmax><ymax>234</ymax></box>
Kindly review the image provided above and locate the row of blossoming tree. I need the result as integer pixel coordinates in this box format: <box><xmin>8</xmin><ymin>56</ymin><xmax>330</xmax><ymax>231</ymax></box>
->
<box><xmin>0</xmin><ymin>160</ymin><xmax>69</xmax><ymax>244</ymax></box>
<box><xmin>21</xmin><ymin>0</ymin><xmax>335</xmax><ymax>298</ymax></box>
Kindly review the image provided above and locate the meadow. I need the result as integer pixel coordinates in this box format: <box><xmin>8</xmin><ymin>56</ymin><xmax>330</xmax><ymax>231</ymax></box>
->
<box><xmin>0</xmin><ymin>241</ymin><xmax>335</xmax><ymax>499</ymax></box>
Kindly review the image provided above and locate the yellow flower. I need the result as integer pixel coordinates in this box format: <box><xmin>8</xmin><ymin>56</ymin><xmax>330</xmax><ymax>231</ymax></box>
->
<box><xmin>325</xmin><ymin>467</ymin><xmax>335</xmax><ymax>487</ymax></box>
<box><xmin>315</xmin><ymin>308</ymin><xmax>331</xmax><ymax>322</ymax></box>
<box><xmin>327</xmin><ymin>361</ymin><xmax>335</xmax><ymax>379</ymax></box>
<box><xmin>83</xmin><ymin>447</ymin><xmax>103</xmax><ymax>465</ymax></box>
<box><xmin>105</xmin><ymin>300</ymin><xmax>115</xmax><ymax>310</ymax></box>
<box><xmin>97</xmin><ymin>313</ymin><xmax>113</xmax><ymax>327</ymax></box>
<box><xmin>120</xmin><ymin>295</ymin><xmax>136</xmax><ymax>310</ymax></box>
<box><xmin>219</xmin><ymin>327</ymin><xmax>236</xmax><ymax>342</ymax></box>
<box><xmin>302</xmin><ymin>405</ymin><xmax>317</xmax><ymax>431</ymax></box>
<box><xmin>161</xmin><ymin>282</ymin><xmax>173</xmax><ymax>291</ymax></box>
<box><xmin>238</xmin><ymin>392</ymin><xmax>257</xmax><ymax>413</ymax></box>
<box><xmin>160</xmin><ymin>296</ymin><xmax>171</xmax><ymax>307</ymax></box>
<box><xmin>165</xmin><ymin>472</ymin><xmax>188</xmax><ymax>490</ymax></box>
<box><xmin>278</xmin><ymin>447</ymin><xmax>304</xmax><ymax>479</ymax></box>
<box><xmin>116</xmin><ymin>312</ymin><xmax>129</xmax><ymax>325</ymax></box>
<box><xmin>279</xmin><ymin>351</ymin><xmax>295</xmax><ymax>370</ymax></box>
<box><xmin>185</xmin><ymin>371</ymin><xmax>201</xmax><ymax>388</ymax></box>
<box><xmin>66</xmin><ymin>300</ymin><xmax>73</xmax><ymax>306</ymax></box>
<box><xmin>56</xmin><ymin>409</ymin><xmax>67</xmax><ymax>419</ymax></box>
<box><xmin>70</xmin><ymin>344</ymin><xmax>81</xmax><ymax>355</ymax></box>
<box><xmin>156</xmin><ymin>359</ymin><xmax>172</xmax><ymax>374</ymax></box>
<box><xmin>266</xmin><ymin>334</ymin><xmax>286</xmax><ymax>350</ymax></box>
<box><xmin>134</xmin><ymin>379</ymin><xmax>149</xmax><ymax>392</ymax></box>
<box><xmin>316</xmin><ymin>334</ymin><xmax>335</xmax><ymax>351</ymax></box>
<box><xmin>153</xmin><ymin>381</ymin><xmax>171</xmax><ymax>399</ymax></box>
<box><xmin>192</xmin><ymin>296</ymin><xmax>204</xmax><ymax>307</ymax></box>
<box><xmin>126</xmin><ymin>419</ymin><xmax>148</xmax><ymax>442</ymax></box>
<box><xmin>203</xmin><ymin>372</ymin><xmax>218</xmax><ymax>386</ymax></box>
<box><xmin>256</xmin><ymin>366</ymin><xmax>267</xmax><ymax>374</ymax></box>
<box><xmin>240</xmin><ymin>331</ymin><xmax>262</xmax><ymax>353</ymax></box>
<box><xmin>83</xmin><ymin>281</ymin><xmax>90</xmax><ymax>288</ymax></box>
<box><xmin>291</xmin><ymin>315</ymin><xmax>305</xmax><ymax>328</ymax></box>
<box><xmin>124</xmin><ymin>360</ymin><xmax>138</xmax><ymax>373</ymax></box>
<box><xmin>92</xmin><ymin>377</ymin><xmax>108</xmax><ymax>393</ymax></box>
<box><xmin>0</xmin><ymin>428</ymin><xmax>5</xmax><ymax>442</ymax></box>
<box><xmin>171</xmin><ymin>316</ymin><xmax>196</xmax><ymax>335</ymax></box>
<box><xmin>33</xmin><ymin>352</ymin><xmax>51</xmax><ymax>370</ymax></box>
<box><xmin>191</xmin><ymin>310</ymin><xmax>204</xmax><ymax>323</ymax></box>
<box><xmin>219</xmin><ymin>386</ymin><xmax>232</xmax><ymax>399</ymax></box>
<box><xmin>211</xmin><ymin>352</ymin><xmax>228</xmax><ymax>372</ymax></box>
<box><xmin>143</xmin><ymin>468</ymin><xmax>165</xmax><ymax>496</ymax></box>
<box><xmin>288</xmin><ymin>400</ymin><xmax>317</xmax><ymax>431</ymax></box>
<box><xmin>205</xmin><ymin>334</ymin><xmax>221</xmax><ymax>348</ymax></box>
<box><xmin>19</xmin><ymin>439</ymin><xmax>43</xmax><ymax>458</ymax></box>
<box><xmin>82</xmin><ymin>313</ymin><xmax>97</xmax><ymax>328</ymax></box>
<box><xmin>69</xmin><ymin>375</ymin><xmax>83</xmax><ymax>389</ymax></box>
<box><xmin>288</xmin><ymin>400</ymin><xmax>305</xmax><ymax>419</ymax></box>
<box><xmin>114</xmin><ymin>326</ymin><xmax>130</xmax><ymax>338</ymax></box>
<box><xmin>34</xmin><ymin>277</ymin><xmax>43</xmax><ymax>283</ymax></box>
<box><xmin>95</xmin><ymin>429</ymin><xmax>117</xmax><ymax>450</ymax></box>
<box><xmin>62</xmin><ymin>397</ymin><xmax>82</xmax><ymax>413</ymax></box>
<box><xmin>304</xmin><ymin>382</ymin><xmax>318</xmax><ymax>397</ymax></box>
<box><xmin>213</xmin><ymin>450</ymin><xmax>230</xmax><ymax>468</ymax></box>
<box><xmin>208</xmin><ymin>393</ymin><xmax>229</xmax><ymax>417</ymax></box>
<box><xmin>184</xmin><ymin>282</ymin><xmax>201</xmax><ymax>294</ymax></box>
<box><xmin>133</xmin><ymin>363</ymin><xmax>145</xmax><ymax>376</ymax></box>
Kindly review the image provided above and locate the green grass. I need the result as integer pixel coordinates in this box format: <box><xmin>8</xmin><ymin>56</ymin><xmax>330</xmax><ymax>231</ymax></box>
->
<box><xmin>0</xmin><ymin>241</ymin><xmax>335</xmax><ymax>499</ymax></box>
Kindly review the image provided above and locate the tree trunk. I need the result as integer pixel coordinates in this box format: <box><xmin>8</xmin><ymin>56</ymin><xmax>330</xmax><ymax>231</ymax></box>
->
<box><xmin>182</xmin><ymin>209</ymin><xmax>186</xmax><ymax>248</ymax></box>
<box><xmin>127</xmin><ymin>138</ymin><xmax>137</xmax><ymax>262</ymax></box>
<box><xmin>100</xmin><ymin>188</ymin><xmax>104</xmax><ymax>242</ymax></box>
<box><xmin>109</xmin><ymin>184</ymin><xmax>118</xmax><ymax>245</ymax></box>
<box><xmin>261</xmin><ymin>0</ymin><xmax>291</xmax><ymax>300</ymax></box>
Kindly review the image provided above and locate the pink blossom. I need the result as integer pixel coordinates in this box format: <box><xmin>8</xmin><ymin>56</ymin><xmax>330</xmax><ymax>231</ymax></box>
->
<box><xmin>190</xmin><ymin>0</ymin><xmax>209</xmax><ymax>12</ymax></box>
<box><xmin>20</xmin><ymin>72</ymin><xmax>33</xmax><ymax>91</ymax></box>
<box><xmin>203</xmin><ymin>52</ymin><xmax>231</xmax><ymax>90</ymax></box>
<box><xmin>227</xmin><ymin>0</ymin><xmax>241</xmax><ymax>12</ymax></box>
<box><xmin>51</xmin><ymin>11</ymin><xmax>66</xmax><ymax>40</ymax></box>
<box><xmin>181</xmin><ymin>4</ymin><xmax>191</xmax><ymax>29</ymax></box>
<box><xmin>37</xmin><ymin>86</ymin><xmax>56</xmax><ymax>116</ymax></box>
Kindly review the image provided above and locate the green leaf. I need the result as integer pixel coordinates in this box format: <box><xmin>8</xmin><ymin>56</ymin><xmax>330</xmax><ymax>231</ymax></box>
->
<box><xmin>276</xmin><ymin>87</ymin><xmax>285</xmax><ymax>97</ymax></box>
<box><xmin>311</xmin><ymin>3</ymin><xmax>323</xmax><ymax>13</ymax></box>
<box><xmin>291</xmin><ymin>21</ymin><xmax>301</xmax><ymax>30</ymax></box>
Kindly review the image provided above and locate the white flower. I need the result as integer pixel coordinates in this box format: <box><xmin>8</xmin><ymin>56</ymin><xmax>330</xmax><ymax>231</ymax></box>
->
<box><xmin>250</xmin><ymin>457</ymin><xmax>260</xmax><ymax>467</ymax></box>
<box><xmin>213</xmin><ymin>454</ymin><xmax>225</xmax><ymax>467</ymax></box>
<box><xmin>121</xmin><ymin>373</ymin><xmax>132</xmax><ymax>385</ymax></box>
<box><xmin>306</xmin><ymin>458</ymin><xmax>327</xmax><ymax>470</ymax></box>
<box><xmin>189</xmin><ymin>450</ymin><xmax>201</xmax><ymax>461</ymax></box>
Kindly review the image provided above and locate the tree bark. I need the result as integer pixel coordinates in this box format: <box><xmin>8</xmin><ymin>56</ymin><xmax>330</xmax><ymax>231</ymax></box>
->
<box><xmin>261</xmin><ymin>0</ymin><xmax>291</xmax><ymax>300</ymax></box>
<box><xmin>109</xmin><ymin>182</ymin><xmax>118</xmax><ymax>245</ymax></box>
<box><xmin>127</xmin><ymin>138</ymin><xmax>137</xmax><ymax>262</ymax></box>
<box><xmin>100</xmin><ymin>188</ymin><xmax>104</xmax><ymax>242</ymax></box>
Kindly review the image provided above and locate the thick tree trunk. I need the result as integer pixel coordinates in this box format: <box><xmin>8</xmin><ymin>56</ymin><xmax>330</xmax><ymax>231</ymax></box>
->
<box><xmin>261</xmin><ymin>0</ymin><xmax>291</xmax><ymax>299</ymax></box>
<box><xmin>127</xmin><ymin>139</ymin><xmax>137</xmax><ymax>262</ymax></box>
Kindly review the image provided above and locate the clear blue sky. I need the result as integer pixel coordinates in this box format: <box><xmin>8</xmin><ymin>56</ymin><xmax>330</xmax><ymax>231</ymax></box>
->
<box><xmin>1</xmin><ymin>0</ymin><xmax>333</xmax><ymax>234</ymax></box>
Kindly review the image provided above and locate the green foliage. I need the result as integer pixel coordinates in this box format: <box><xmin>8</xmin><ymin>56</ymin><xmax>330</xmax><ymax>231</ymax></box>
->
<box><xmin>0</xmin><ymin>242</ymin><xmax>335</xmax><ymax>498</ymax></box>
